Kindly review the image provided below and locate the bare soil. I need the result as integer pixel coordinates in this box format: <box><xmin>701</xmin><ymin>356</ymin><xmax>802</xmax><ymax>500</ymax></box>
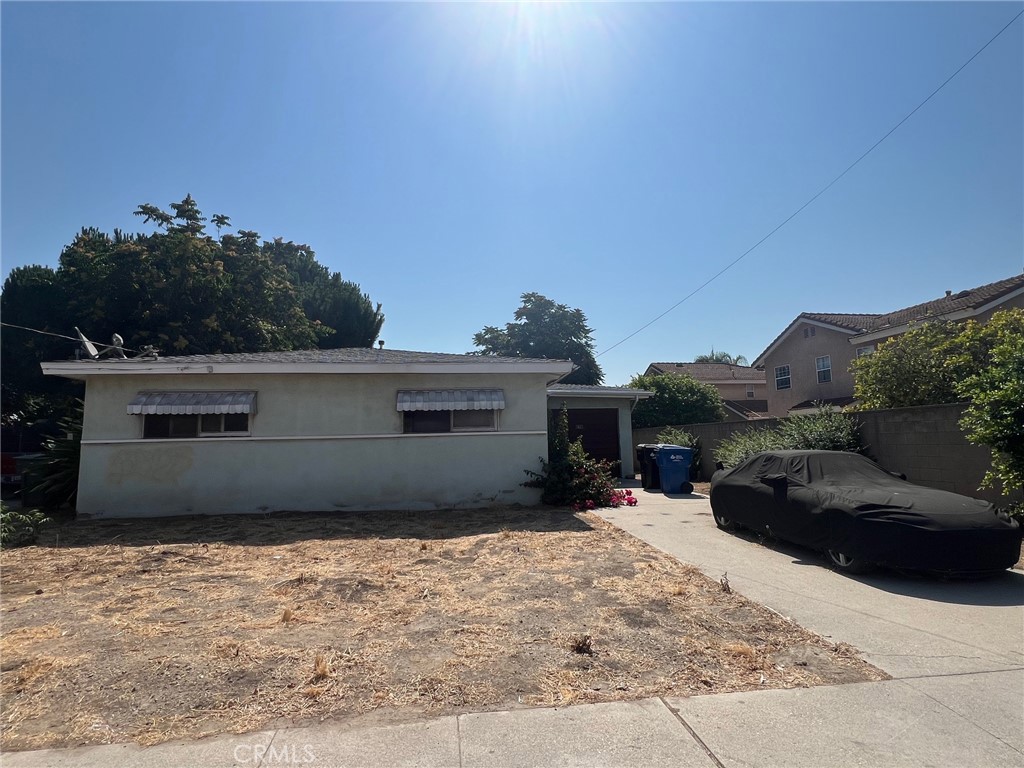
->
<box><xmin>1</xmin><ymin>505</ymin><xmax>887</xmax><ymax>751</ymax></box>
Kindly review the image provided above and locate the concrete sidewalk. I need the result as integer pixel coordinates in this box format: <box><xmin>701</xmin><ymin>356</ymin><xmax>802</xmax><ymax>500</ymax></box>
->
<box><xmin>5</xmin><ymin>683</ymin><xmax>1022</xmax><ymax>768</ymax></box>
<box><xmin>5</xmin><ymin>492</ymin><xmax>1022</xmax><ymax>767</ymax></box>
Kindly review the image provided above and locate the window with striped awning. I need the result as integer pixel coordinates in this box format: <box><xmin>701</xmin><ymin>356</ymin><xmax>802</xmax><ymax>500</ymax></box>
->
<box><xmin>396</xmin><ymin>390</ymin><xmax>505</xmax><ymax>412</ymax></box>
<box><xmin>127</xmin><ymin>391</ymin><xmax>256</xmax><ymax>415</ymax></box>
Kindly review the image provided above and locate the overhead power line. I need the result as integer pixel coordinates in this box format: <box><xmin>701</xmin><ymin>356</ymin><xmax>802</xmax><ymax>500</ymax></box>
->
<box><xmin>597</xmin><ymin>8</ymin><xmax>1024</xmax><ymax>359</ymax></box>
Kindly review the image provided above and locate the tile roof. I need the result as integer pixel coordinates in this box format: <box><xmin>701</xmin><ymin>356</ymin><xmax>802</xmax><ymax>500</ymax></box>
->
<box><xmin>645</xmin><ymin>362</ymin><xmax>765</xmax><ymax>381</ymax></box>
<box><xmin>789</xmin><ymin>396</ymin><xmax>858</xmax><ymax>411</ymax></box>
<box><xmin>755</xmin><ymin>273</ymin><xmax>1024</xmax><ymax>364</ymax></box>
<box><xmin>862</xmin><ymin>273</ymin><xmax>1024</xmax><ymax>331</ymax></box>
<box><xmin>723</xmin><ymin>399</ymin><xmax>770</xmax><ymax>419</ymax></box>
<box><xmin>146</xmin><ymin>348</ymin><xmax>564</xmax><ymax>366</ymax></box>
<box><xmin>799</xmin><ymin>313</ymin><xmax>881</xmax><ymax>333</ymax></box>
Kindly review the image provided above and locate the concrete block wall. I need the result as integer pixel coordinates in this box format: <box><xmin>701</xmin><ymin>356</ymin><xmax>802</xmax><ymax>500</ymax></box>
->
<box><xmin>633</xmin><ymin>404</ymin><xmax>1020</xmax><ymax>506</ymax></box>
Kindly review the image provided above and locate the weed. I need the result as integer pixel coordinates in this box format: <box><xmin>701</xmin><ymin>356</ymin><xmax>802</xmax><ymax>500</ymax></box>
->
<box><xmin>568</xmin><ymin>634</ymin><xmax>593</xmax><ymax>655</ymax></box>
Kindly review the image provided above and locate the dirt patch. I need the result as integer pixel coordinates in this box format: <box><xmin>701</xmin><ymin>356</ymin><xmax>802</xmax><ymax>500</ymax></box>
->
<box><xmin>1</xmin><ymin>507</ymin><xmax>887</xmax><ymax>750</ymax></box>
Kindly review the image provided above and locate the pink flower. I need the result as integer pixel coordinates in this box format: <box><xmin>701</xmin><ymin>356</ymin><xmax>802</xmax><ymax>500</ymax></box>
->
<box><xmin>624</xmin><ymin>490</ymin><xmax>633</xmax><ymax>497</ymax></box>
<box><xmin>585</xmin><ymin>500</ymin><xmax>595</xmax><ymax>510</ymax></box>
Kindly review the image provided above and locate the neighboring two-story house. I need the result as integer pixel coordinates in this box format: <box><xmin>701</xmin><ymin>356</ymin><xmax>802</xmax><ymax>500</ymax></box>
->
<box><xmin>643</xmin><ymin>362</ymin><xmax>768</xmax><ymax>420</ymax></box>
<box><xmin>753</xmin><ymin>273</ymin><xmax>1024</xmax><ymax>417</ymax></box>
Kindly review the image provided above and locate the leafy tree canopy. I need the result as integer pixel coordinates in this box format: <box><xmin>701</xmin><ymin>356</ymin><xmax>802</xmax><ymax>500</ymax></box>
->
<box><xmin>472</xmin><ymin>292</ymin><xmax>603</xmax><ymax>385</ymax></box>
<box><xmin>693</xmin><ymin>349</ymin><xmax>748</xmax><ymax>366</ymax></box>
<box><xmin>851</xmin><ymin>319</ymin><xmax>989</xmax><ymax>409</ymax></box>
<box><xmin>628</xmin><ymin>372</ymin><xmax>725</xmax><ymax>428</ymax></box>
<box><xmin>1</xmin><ymin>195</ymin><xmax>384</xmax><ymax>421</ymax></box>
<box><xmin>954</xmin><ymin>310</ymin><xmax>1024</xmax><ymax>503</ymax></box>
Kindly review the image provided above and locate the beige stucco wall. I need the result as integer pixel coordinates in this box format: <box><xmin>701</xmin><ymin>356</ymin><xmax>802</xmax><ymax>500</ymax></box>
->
<box><xmin>77</xmin><ymin>372</ymin><xmax>552</xmax><ymax>517</ymax></box>
<box><xmin>763</xmin><ymin>324</ymin><xmax>857</xmax><ymax>416</ymax></box>
<box><xmin>711</xmin><ymin>381</ymin><xmax>767</xmax><ymax>400</ymax></box>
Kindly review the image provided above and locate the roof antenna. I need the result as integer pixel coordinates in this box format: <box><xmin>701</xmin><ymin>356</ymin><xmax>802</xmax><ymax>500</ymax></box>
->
<box><xmin>74</xmin><ymin>327</ymin><xmax>159</xmax><ymax>361</ymax></box>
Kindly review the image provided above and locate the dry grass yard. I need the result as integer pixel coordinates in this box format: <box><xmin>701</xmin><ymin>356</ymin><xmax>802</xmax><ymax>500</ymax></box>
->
<box><xmin>1</xmin><ymin>506</ymin><xmax>887</xmax><ymax>750</ymax></box>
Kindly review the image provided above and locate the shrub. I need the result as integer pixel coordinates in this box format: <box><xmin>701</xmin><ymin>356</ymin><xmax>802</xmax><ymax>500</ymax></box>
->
<box><xmin>0</xmin><ymin>502</ymin><xmax>47</xmax><ymax>548</ymax></box>
<box><xmin>525</xmin><ymin>404</ymin><xmax>635</xmax><ymax>510</ymax></box>
<box><xmin>715</xmin><ymin>407</ymin><xmax>862</xmax><ymax>467</ymax></box>
<box><xmin>24</xmin><ymin>403</ymin><xmax>82</xmax><ymax>509</ymax></box>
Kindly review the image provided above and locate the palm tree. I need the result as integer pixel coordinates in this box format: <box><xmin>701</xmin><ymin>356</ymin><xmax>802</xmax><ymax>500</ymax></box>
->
<box><xmin>694</xmin><ymin>349</ymin><xmax>748</xmax><ymax>366</ymax></box>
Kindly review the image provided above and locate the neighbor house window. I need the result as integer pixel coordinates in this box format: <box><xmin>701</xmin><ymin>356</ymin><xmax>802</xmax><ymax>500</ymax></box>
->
<box><xmin>816</xmin><ymin>355</ymin><xmax>832</xmax><ymax>384</ymax></box>
<box><xmin>803</xmin><ymin>326</ymin><xmax>816</xmax><ymax>338</ymax></box>
<box><xmin>746</xmin><ymin>385</ymin><xmax>755</xmax><ymax>399</ymax></box>
<box><xmin>397</xmin><ymin>389</ymin><xmax>504</xmax><ymax>434</ymax></box>
<box><xmin>856</xmin><ymin>346</ymin><xmax>874</xmax><ymax>357</ymax></box>
<box><xmin>774</xmin><ymin>365</ymin><xmax>791</xmax><ymax>390</ymax></box>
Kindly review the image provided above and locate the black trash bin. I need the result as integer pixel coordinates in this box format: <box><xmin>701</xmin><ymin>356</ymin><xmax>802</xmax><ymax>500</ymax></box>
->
<box><xmin>655</xmin><ymin>445</ymin><xmax>694</xmax><ymax>495</ymax></box>
<box><xmin>636</xmin><ymin>444</ymin><xmax>662</xmax><ymax>490</ymax></box>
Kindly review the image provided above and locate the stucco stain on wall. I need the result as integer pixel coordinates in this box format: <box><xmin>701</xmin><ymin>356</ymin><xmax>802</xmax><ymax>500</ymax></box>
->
<box><xmin>106</xmin><ymin>446</ymin><xmax>194</xmax><ymax>486</ymax></box>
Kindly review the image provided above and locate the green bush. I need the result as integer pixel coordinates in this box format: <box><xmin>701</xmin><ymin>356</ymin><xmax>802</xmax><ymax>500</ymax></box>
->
<box><xmin>25</xmin><ymin>403</ymin><xmax>82</xmax><ymax>509</ymax></box>
<box><xmin>0</xmin><ymin>502</ymin><xmax>48</xmax><ymax>548</ymax></box>
<box><xmin>525</xmin><ymin>404</ymin><xmax>623</xmax><ymax>509</ymax></box>
<box><xmin>715</xmin><ymin>407</ymin><xmax>862</xmax><ymax>468</ymax></box>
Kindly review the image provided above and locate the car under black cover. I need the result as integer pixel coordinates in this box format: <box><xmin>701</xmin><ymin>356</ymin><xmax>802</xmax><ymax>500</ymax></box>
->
<box><xmin>709</xmin><ymin>450</ymin><xmax>1022</xmax><ymax>575</ymax></box>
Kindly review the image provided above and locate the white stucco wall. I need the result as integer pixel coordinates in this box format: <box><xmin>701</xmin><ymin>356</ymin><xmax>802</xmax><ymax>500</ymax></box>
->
<box><xmin>76</xmin><ymin>372</ymin><xmax>552</xmax><ymax>517</ymax></box>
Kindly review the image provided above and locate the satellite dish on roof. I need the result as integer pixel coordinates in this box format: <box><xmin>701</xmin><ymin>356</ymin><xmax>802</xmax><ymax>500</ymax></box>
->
<box><xmin>75</xmin><ymin>327</ymin><xmax>101</xmax><ymax>360</ymax></box>
<box><xmin>111</xmin><ymin>333</ymin><xmax>128</xmax><ymax>359</ymax></box>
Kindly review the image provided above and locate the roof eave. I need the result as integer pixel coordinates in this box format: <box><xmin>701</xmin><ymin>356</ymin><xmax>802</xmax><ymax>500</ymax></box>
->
<box><xmin>752</xmin><ymin>315</ymin><xmax>860</xmax><ymax>367</ymax></box>
<box><xmin>40</xmin><ymin>359</ymin><xmax>575</xmax><ymax>380</ymax></box>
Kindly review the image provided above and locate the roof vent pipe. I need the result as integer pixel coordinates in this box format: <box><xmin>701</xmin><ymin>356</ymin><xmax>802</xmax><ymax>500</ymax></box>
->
<box><xmin>945</xmin><ymin>290</ymin><xmax>952</xmax><ymax>297</ymax></box>
<box><xmin>378</xmin><ymin>340</ymin><xmax>385</xmax><ymax>349</ymax></box>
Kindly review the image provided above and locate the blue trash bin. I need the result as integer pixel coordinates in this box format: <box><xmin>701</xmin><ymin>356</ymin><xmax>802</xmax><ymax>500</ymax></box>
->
<box><xmin>655</xmin><ymin>445</ymin><xmax>694</xmax><ymax>495</ymax></box>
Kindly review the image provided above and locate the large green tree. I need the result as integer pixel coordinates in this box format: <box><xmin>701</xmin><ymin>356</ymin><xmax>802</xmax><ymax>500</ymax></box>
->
<box><xmin>264</xmin><ymin>238</ymin><xmax>384</xmax><ymax>348</ymax></box>
<box><xmin>954</xmin><ymin>310</ymin><xmax>1024</xmax><ymax>504</ymax></box>
<box><xmin>472</xmin><ymin>292</ymin><xmax>603</xmax><ymax>385</ymax></box>
<box><xmin>628</xmin><ymin>372</ymin><xmax>725</xmax><ymax>428</ymax></box>
<box><xmin>1</xmin><ymin>195</ymin><xmax>384</xmax><ymax>421</ymax></box>
<box><xmin>0</xmin><ymin>266</ymin><xmax>80</xmax><ymax>424</ymax></box>
<box><xmin>851</xmin><ymin>321</ymin><xmax>966</xmax><ymax>409</ymax></box>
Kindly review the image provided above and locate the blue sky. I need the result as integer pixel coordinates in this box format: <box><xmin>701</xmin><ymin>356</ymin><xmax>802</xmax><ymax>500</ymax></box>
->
<box><xmin>3</xmin><ymin>2</ymin><xmax>1022</xmax><ymax>386</ymax></box>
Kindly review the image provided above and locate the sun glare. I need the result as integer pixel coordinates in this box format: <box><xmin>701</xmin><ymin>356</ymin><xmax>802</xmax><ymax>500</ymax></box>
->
<box><xmin>434</xmin><ymin>2</ymin><xmax>627</xmax><ymax>120</ymax></box>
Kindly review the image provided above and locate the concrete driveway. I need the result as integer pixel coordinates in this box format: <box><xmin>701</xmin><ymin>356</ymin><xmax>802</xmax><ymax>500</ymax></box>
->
<box><xmin>598</xmin><ymin>487</ymin><xmax>1024</xmax><ymax>764</ymax></box>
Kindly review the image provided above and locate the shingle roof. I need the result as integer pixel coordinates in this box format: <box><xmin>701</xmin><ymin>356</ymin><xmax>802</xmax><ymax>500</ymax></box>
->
<box><xmin>645</xmin><ymin>362</ymin><xmax>765</xmax><ymax>381</ymax></box>
<box><xmin>148</xmin><ymin>348</ymin><xmax>564</xmax><ymax>366</ymax></box>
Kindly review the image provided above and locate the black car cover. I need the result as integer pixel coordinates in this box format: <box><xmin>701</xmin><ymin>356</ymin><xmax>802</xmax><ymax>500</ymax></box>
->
<box><xmin>710</xmin><ymin>451</ymin><xmax>1022</xmax><ymax>573</ymax></box>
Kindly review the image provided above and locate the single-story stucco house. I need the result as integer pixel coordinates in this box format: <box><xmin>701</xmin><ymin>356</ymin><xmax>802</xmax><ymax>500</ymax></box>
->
<box><xmin>41</xmin><ymin>348</ymin><xmax>574</xmax><ymax>518</ymax></box>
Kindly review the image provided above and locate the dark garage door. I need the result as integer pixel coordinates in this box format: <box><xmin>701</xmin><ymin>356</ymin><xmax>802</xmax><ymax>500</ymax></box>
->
<box><xmin>554</xmin><ymin>408</ymin><xmax>621</xmax><ymax>469</ymax></box>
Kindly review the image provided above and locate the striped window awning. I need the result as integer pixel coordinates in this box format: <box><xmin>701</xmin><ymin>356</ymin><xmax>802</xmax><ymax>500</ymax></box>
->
<box><xmin>396</xmin><ymin>389</ymin><xmax>505</xmax><ymax>412</ymax></box>
<box><xmin>127</xmin><ymin>391</ymin><xmax>257</xmax><ymax>415</ymax></box>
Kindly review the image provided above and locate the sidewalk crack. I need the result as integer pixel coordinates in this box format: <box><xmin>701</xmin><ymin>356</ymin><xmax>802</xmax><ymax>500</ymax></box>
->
<box><xmin>659</xmin><ymin>697</ymin><xmax>725</xmax><ymax>768</ymax></box>
<box><xmin>456</xmin><ymin>714</ymin><xmax>464</xmax><ymax>768</ymax></box>
<box><xmin>254</xmin><ymin>730</ymin><xmax>278</xmax><ymax>768</ymax></box>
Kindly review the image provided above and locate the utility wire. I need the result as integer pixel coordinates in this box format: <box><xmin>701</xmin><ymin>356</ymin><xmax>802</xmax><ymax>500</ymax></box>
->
<box><xmin>597</xmin><ymin>8</ymin><xmax>1024</xmax><ymax>359</ymax></box>
<box><xmin>0</xmin><ymin>322</ymin><xmax>142</xmax><ymax>355</ymax></box>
